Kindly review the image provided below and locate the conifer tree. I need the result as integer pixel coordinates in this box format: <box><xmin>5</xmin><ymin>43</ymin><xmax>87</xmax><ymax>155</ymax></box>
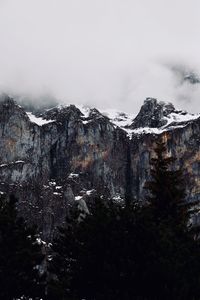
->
<box><xmin>142</xmin><ymin>139</ymin><xmax>200</xmax><ymax>299</ymax></box>
<box><xmin>145</xmin><ymin>139</ymin><xmax>194</xmax><ymax>229</ymax></box>
<box><xmin>47</xmin><ymin>205</ymin><xmax>80</xmax><ymax>300</ymax></box>
<box><xmin>48</xmin><ymin>199</ymin><xmax>143</xmax><ymax>300</ymax></box>
<box><xmin>0</xmin><ymin>194</ymin><xmax>45</xmax><ymax>300</ymax></box>
<box><xmin>48</xmin><ymin>140</ymin><xmax>200</xmax><ymax>300</ymax></box>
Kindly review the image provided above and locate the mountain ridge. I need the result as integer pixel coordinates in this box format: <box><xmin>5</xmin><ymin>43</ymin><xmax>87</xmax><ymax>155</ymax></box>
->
<box><xmin>0</xmin><ymin>94</ymin><xmax>200</xmax><ymax>240</ymax></box>
<box><xmin>17</xmin><ymin>95</ymin><xmax>200</xmax><ymax>137</ymax></box>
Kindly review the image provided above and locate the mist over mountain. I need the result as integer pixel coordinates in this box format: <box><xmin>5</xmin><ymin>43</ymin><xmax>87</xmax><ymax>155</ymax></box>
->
<box><xmin>0</xmin><ymin>94</ymin><xmax>200</xmax><ymax>241</ymax></box>
<box><xmin>1</xmin><ymin>1</ymin><xmax>200</xmax><ymax>298</ymax></box>
<box><xmin>0</xmin><ymin>0</ymin><xmax>200</xmax><ymax>114</ymax></box>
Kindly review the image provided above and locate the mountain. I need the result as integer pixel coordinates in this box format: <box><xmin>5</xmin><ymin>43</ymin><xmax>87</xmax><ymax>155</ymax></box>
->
<box><xmin>0</xmin><ymin>94</ymin><xmax>200</xmax><ymax>240</ymax></box>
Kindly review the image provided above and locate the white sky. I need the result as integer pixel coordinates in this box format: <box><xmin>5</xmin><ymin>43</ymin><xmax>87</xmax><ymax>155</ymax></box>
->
<box><xmin>0</xmin><ymin>0</ymin><xmax>200</xmax><ymax>113</ymax></box>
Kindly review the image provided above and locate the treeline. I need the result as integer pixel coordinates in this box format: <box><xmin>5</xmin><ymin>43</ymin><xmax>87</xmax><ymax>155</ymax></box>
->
<box><xmin>1</xmin><ymin>141</ymin><xmax>200</xmax><ymax>299</ymax></box>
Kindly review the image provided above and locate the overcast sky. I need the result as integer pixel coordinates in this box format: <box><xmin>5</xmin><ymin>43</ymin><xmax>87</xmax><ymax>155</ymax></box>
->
<box><xmin>0</xmin><ymin>0</ymin><xmax>200</xmax><ymax>113</ymax></box>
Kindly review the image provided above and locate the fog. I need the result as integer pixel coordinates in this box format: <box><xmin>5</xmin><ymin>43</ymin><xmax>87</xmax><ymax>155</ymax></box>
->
<box><xmin>0</xmin><ymin>0</ymin><xmax>200</xmax><ymax>113</ymax></box>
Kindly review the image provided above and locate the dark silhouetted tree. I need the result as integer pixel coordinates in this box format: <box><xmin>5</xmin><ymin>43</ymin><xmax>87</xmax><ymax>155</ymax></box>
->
<box><xmin>0</xmin><ymin>194</ymin><xmax>46</xmax><ymax>300</ymax></box>
<box><xmin>145</xmin><ymin>140</ymin><xmax>193</xmax><ymax>229</ymax></box>
<box><xmin>141</xmin><ymin>139</ymin><xmax>200</xmax><ymax>299</ymax></box>
<box><xmin>48</xmin><ymin>140</ymin><xmax>200</xmax><ymax>300</ymax></box>
<box><xmin>48</xmin><ymin>199</ymin><xmax>148</xmax><ymax>300</ymax></box>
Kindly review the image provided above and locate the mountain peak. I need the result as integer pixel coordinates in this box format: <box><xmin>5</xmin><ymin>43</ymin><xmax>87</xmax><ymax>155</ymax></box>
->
<box><xmin>131</xmin><ymin>98</ymin><xmax>175</xmax><ymax>129</ymax></box>
<box><xmin>0</xmin><ymin>94</ymin><xmax>28</xmax><ymax>122</ymax></box>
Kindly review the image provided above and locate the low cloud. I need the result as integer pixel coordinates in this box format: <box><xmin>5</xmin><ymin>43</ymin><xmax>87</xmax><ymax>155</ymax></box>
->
<box><xmin>0</xmin><ymin>0</ymin><xmax>200</xmax><ymax>113</ymax></box>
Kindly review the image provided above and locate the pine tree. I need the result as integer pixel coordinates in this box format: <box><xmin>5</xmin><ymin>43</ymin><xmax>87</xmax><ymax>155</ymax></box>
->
<box><xmin>0</xmin><ymin>194</ymin><xmax>46</xmax><ymax>300</ymax></box>
<box><xmin>48</xmin><ymin>199</ymin><xmax>144</xmax><ymax>300</ymax></box>
<box><xmin>48</xmin><ymin>140</ymin><xmax>200</xmax><ymax>299</ymax></box>
<box><xmin>142</xmin><ymin>139</ymin><xmax>200</xmax><ymax>299</ymax></box>
<box><xmin>145</xmin><ymin>139</ymin><xmax>194</xmax><ymax>229</ymax></box>
<box><xmin>47</xmin><ymin>205</ymin><xmax>80</xmax><ymax>300</ymax></box>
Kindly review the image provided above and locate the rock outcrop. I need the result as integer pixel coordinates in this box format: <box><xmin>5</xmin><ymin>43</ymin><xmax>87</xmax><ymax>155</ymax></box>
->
<box><xmin>0</xmin><ymin>94</ymin><xmax>200</xmax><ymax>240</ymax></box>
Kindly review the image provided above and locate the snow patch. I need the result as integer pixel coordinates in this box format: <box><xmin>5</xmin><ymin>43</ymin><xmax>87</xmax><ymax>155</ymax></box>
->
<box><xmin>82</xmin><ymin>119</ymin><xmax>91</xmax><ymax>124</ymax></box>
<box><xmin>27</xmin><ymin>112</ymin><xmax>55</xmax><ymax>126</ymax></box>
<box><xmin>101</xmin><ymin>108</ymin><xmax>136</xmax><ymax>138</ymax></box>
<box><xmin>55</xmin><ymin>186</ymin><xmax>62</xmax><ymax>190</ymax></box>
<box><xmin>102</xmin><ymin>108</ymin><xmax>135</xmax><ymax>128</ymax></box>
<box><xmin>86</xmin><ymin>189</ymin><xmax>95</xmax><ymax>196</ymax></box>
<box><xmin>36</xmin><ymin>237</ymin><xmax>46</xmax><ymax>246</ymax></box>
<box><xmin>75</xmin><ymin>195</ymin><xmax>83</xmax><ymax>201</ymax></box>
<box><xmin>112</xmin><ymin>194</ymin><xmax>124</xmax><ymax>203</ymax></box>
<box><xmin>68</xmin><ymin>173</ymin><xmax>79</xmax><ymax>179</ymax></box>
<box><xmin>76</xmin><ymin>105</ymin><xmax>91</xmax><ymax>118</ymax></box>
<box><xmin>0</xmin><ymin>164</ymin><xmax>7</xmax><ymax>167</ymax></box>
<box><xmin>163</xmin><ymin>112</ymin><xmax>200</xmax><ymax>126</ymax></box>
<box><xmin>49</xmin><ymin>181</ymin><xmax>56</xmax><ymax>186</ymax></box>
<box><xmin>53</xmin><ymin>192</ymin><xmax>61</xmax><ymax>196</ymax></box>
<box><xmin>0</xmin><ymin>161</ymin><xmax>25</xmax><ymax>167</ymax></box>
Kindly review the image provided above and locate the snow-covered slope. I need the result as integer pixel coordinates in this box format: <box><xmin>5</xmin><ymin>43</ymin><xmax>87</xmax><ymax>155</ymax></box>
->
<box><xmin>2</xmin><ymin>94</ymin><xmax>200</xmax><ymax>240</ymax></box>
<box><xmin>27</xmin><ymin>112</ymin><xmax>55</xmax><ymax>126</ymax></box>
<box><xmin>25</xmin><ymin>98</ymin><xmax>200</xmax><ymax>137</ymax></box>
<box><xmin>128</xmin><ymin>98</ymin><xmax>200</xmax><ymax>136</ymax></box>
<box><xmin>130</xmin><ymin>110</ymin><xmax>200</xmax><ymax>136</ymax></box>
<box><xmin>98</xmin><ymin>100</ymin><xmax>200</xmax><ymax>137</ymax></box>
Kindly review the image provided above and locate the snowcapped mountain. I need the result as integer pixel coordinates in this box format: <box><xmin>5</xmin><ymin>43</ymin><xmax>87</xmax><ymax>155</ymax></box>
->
<box><xmin>25</xmin><ymin>97</ymin><xmax>200</xmax><ymax>137</ymax></box>
<box><xmin>0</xmin><ymin>94</ymin><xmax>200</xmax><ymax>240</ymax></box>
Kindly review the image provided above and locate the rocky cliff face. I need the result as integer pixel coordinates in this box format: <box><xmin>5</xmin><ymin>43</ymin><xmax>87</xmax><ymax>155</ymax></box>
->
<box><xmin>0</xmin><ymin>94</ymin><xmax>200</xmax><ymax>240</ymax></box>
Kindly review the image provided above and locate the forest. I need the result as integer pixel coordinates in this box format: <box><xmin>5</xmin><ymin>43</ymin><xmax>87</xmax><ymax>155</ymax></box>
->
<box><xmin>1</xmin><ymin>141</ymin><xmax>200</xmax><ymax>300</ymax></box>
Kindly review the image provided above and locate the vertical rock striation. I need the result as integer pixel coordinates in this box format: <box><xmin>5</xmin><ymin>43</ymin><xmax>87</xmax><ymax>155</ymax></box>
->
<box><xmin>0</xmin><ymin>95</ymin><xmax>200</xmax><ymax>239</ymax></box>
